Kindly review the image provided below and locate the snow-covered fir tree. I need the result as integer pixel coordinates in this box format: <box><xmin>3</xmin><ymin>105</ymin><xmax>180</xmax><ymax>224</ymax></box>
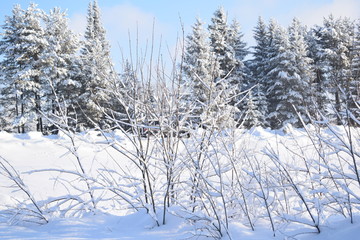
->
<box><xmin>306</xmin><ymin>25</ymin><xmax>329</xmax><ymax>118</ymax></box>
<box><xmin>263</xmin><ymin>19</ymin><xmax>281</xmax><ymax>117</ymax></box>
<box><xmin>108</xmin><ymin>60</ymin><xmax>138</xmax><ymax>130</ymax></box>
<box><xmin>0</xmin><ymin>3</ymin><xmax>47</xmax><ymax>132</ymax></box>
<box><xmin>247</xmin><ymin>16</ymin><xmax>269</xmax><ymax>127</ymax></box>
<box><xmin>262</xmin><ymin>19</ymin><xmax>281</xmax><ymax>127</ymax></box>
<box><xmin>266</xmin><ymin>23</ymin><xmax>310</xmax><ymax>128</ymax></box>
<box><xmin>208</xmin><ymin>7</ymin><xmax>234</xmax><ymax>79</ymax></box>
<box><xmin>207</xmin><ymin>7</ymin><xmax>242</xmax><ymax>128</ymax></box>
<box><xmin>242</xmin><ymin>88</ymin><xmax>263</xmax><ymax>128</ymax></box>
<box><xmin>78</xmin><ymin>0</ymin><xmax>114</xmax><ymax>128</ymax></box>
<box><xmin>0</xmin><ymin>5</ymin><xmax>25</xmax><ymax>132</ymax></box>
<box><xmin>349</xmin><ymin>21</ymin><xmax>360</xmax><ymax>124</ymax></box>
<box><xmin>353</xmin><ymin>21</ymin><xmax>360</xmax><ymax>84</ymax></box>
<box><xmin>21</xmin><ymin>3</ymin><xmax>48</xmax><ymax>132</ymax></box>
<box><xmin>183</xmin><ymin>18</ymin><xmax>217</xmax><ymax>126</ymax></box>
<box><xmin>288</xmin><ymin>18</ymin><xmax>314</xmax><ymax>123</ymax></box>
<box><xmin>227</xmin><ymin>19</ymin><xmax>249</xmax><ymax>112</ymax></box>
<box><xmin>41</xmin><ymin>7</ymin><xmax>81</xmax><ymax>128</ymax></box>
<box><xmin>316</xmin><ymin>16</ymin><xmax>354</xmax><ymax>123</ymax></box>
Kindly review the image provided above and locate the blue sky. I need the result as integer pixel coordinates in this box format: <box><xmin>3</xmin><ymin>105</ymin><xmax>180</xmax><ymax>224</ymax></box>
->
<box><xmin>1</xmin><ymin>0</ymin><xmax>359</xmax><ymax>68</ymax></box>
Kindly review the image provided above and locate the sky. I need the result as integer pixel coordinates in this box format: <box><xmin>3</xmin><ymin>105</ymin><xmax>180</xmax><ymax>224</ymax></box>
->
<box><xmin>0</xmin><ymin>0</ymin><xmax>359</xmax><ymax>69</ymax></box>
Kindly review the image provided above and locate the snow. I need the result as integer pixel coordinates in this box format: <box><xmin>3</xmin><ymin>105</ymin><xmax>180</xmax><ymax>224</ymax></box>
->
<box><xmin>0</xmin><ymin>127</ymin><xmax>359</xmax><ymax>239</ymax></box>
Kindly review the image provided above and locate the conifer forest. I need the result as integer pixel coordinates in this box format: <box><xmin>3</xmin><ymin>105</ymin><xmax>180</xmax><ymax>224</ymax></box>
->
<box><xmin>0</xmin><ymin>1</ymin><xmax>359</xmax><ymax>239</ymax></box>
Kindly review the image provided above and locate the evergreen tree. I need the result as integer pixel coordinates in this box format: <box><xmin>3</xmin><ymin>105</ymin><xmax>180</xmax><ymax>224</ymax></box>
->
<box><xmin>41</xmin><ymin>7</ymin><xmax>81</xmax><ymax>128</ymax></box>
<box><xmin>242</xmin><ymin>89</ymin><xmax>262</xmax><ymax>128</ymax></box>
<box><xmin>183</xmin><ymin>18</ymin><xmax>217</xmax><ymax>126</ymax></box>
<box><xmin>79</xmin><ymin>0</ymin><xmax>114</xmax><ymax>128</ymax></box>
<box><xmin>266</xmin><ymin>23</ymin><xmax>310</xmax><ymax>128</ymax></box>
<box><xmin>227</xmin><ymin>19</ymin><xmax>248</xmax><ymax>86</ymax></box>
<box><xmin>288</xmin><ymin>18</ymin><xmax>314</xmax><ymax>123</ymax></box>
<box><xmin>306</xmin><ymin>25</ymin><xmax>329</xmax><ymax>118</ymax></box>
<box><xmin>263</xmin><ymin>19</ymin><xmax>281</xmax><ymax>127</ymax></box>
<box><xmin>22</xmin><ymin>3</ymin><xmax>48</xmax><ymax>132</ymax></box>
<box><xmin>248</xmin><ymin>16</ymin><xmax>269</xmax><ymax>127</ymax></box>
<box><xmin>317</xmin><ymin>16</ymin><xmax>354</xmax><ymax>123</ymax></box>
<box><xmin>0</xmin><ymin>5</ymin><xmax>25</xmax><ymax>132</ymax></box>
<box><xmin>348</xmin><ymin>20</ymin><xmax>360</xmax><ymax>124</ymax></box>
<box><xmin>0</xmin><ymin>3</ymin><xmax>47</xmax><ymax>132</ymax></box>
<box><xmin>208</xmin><ymin>7</ymin><xmax>230</xmax><ymax>80</ymax></box>
<box><xmin>207</xmin><ymin>7</ymin><xmax>242</xmax><ymax>127</ymax></box>
<box><xmin>227</xmin><ymin>19</ymin><xmax>249</xmax><ymax>111</ymax></box>
<box><xmin>109</xmin><ymin>60</ymin><xmax>138</xmax><ymax>130</ymax></box>
<box><xmin>353</xmin><ymin>21</ymin><xmax>360</xmax><ymax>82</ymax></box>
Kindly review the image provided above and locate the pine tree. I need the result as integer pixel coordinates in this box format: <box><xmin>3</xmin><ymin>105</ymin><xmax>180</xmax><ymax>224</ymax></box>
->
<box><xmin>266</xmin><ymin>24</ymin><xmax>309</xmax><ymax>128</ymax></box>
<box><xmin>207</xmin><ymin>7</ymin><xmax>241</xmax><ymax>128</ymax></box>
<box><xmin>208</xmin><ymin>7</ymin><xmax>236</xmax><ymax>80</ymax></box>
<box><xmin>0</xmin><ymin>3</ymin><xmax>47</xmax><ymax>132</ymax></box>
<box><xmin>79</xmin><ymin>0</ymin><xmax>114</xmax><ymax>128</ymax></box>
<box><xmin>243</xmin><ymin>89</ymin><xmax>262</xmax><ymax>128</ymax></box>
<box><xmin>227</xmin><ymin>19</ymin><xmax>249</xmax><ymax>111</ymax></box>
<box><xmin>183</xmin><ymin>18</ymin><xmax>217</xmax><ymax>126</ymax></box>
<box><xmin>288</xmin><ymin>18</ymin><xmax>314</xmax><ymax>123</ymax></box>
<box><xmin>317</xmin><ymin>16</ymin><xmax>354</xmax><ymax>123</ymax></box>
<box><xmin>227</xmin><ymin>19</ymin><xmax>248</xmax><ymax>85</ymax></box>
<box><xmin>306</xmin><ymin>25</ymin><xmax>329</xmax><ymax>118</ymax></box>
<box><xmin>109</xmin><ymin>60</ymin><xmax>138</xmax><ymax>130</ymax></box>
<box><xmin>0</xmin><ymin>5</ymin><xmax>25</xmax><ymax>132</ymax></box>
<box><xmin>263</xmin><ymin>19</ymin><xmax>281</xmax><ymax>127</ymax></box>
<box><xmin>248</xmin><ymin>16</ymin><xmax>269</xmax><ymax>127</ymax></box>
<box><xmin>348</xmin><ymin>20</ymin><xmax>360</xmax><ymax>124</ymax></box>
<box><xmin>41</xmin><ymin>7</ymin><xmax>81</xmax><ymax>128</ymax></box>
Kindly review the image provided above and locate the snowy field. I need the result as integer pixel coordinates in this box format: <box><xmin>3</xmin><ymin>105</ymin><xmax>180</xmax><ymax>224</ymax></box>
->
<box><xmin>0</xmin><ymin>127</ymin><xmax>359</xmax><ymax>239</ymax></box>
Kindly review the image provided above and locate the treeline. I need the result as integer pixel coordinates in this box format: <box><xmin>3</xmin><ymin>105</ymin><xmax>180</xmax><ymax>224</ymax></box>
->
<box><xmin>0</xmin><ymin>3</ymin><xmax>359</xmax><ymax>133</ymax></box>
<box><xmin>0</xmin><ymin>1</ymin><xmax>114</xmax><ymax>133</ymax></box>
<box><xmin>183</xmin><ymin>8</ymin><xmax>360</xmax><ymax>130</ymax></box>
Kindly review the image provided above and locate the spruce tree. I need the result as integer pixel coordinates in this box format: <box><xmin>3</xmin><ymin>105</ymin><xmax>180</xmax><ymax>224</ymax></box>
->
<box><xmin>243</xmin><ymin>89</ymin><xmax>262</xmax><ymax>128</ymax></box>
<box><xmin>263</xmin><ymin>19</ymin><xmax>281</xmax><ymax>127</ymax></box>
<box><xmin>264</xmin><ymin>19</ymin><xmax>313</xmax><ymax>129</ymax></box>
<box><xmin>207</xmin><ymin>7</ymin><xmax>242</xmax><ymax>128</ymax></box>
<box><xmin>227</xmin><ymin>19</ymin><xmax>248</xmax><ymax>86</ymax></box>
<box><xmin>22</xmin><ymin>3</ymin><xmax>48</xmax><ymax>132</ymax></box>
<box><xmin>317</xmin><ymin>16</ymin><xmax>354</xmax><ymax>123</ymax></box>
<box><xmin>183</xmin><ymin>18</ymin><xmax>217</xmax><ymax>126</ymax></box>
<box><xmin>41</xmin><ymin>7</ymin><xmax>81</xmax><ymax>128</ymax></box>
<box><xmin>0</xmin><ymin>3</ymin><xmax>47</xmax><ymax>132</ymax></box>
<box><xmin>227</xmin><ymin>19</ymin><xmax>249</xmax><ymax>112</ymax></box>
<box><xmin>266</xmin><ymin>24</ymin><xmax>309</xmax><ymax>128</ymax></box>
<box><xmin>109</xmin><ymin>60</ymin><xmax>138</xmax><ymax>130</ymax></box>
<box><xmin>306</xmin><ymin>25</ymin><xmax>329</xmax><ymax>118</ymax></box>
<box><xmin>288</xmin><ymin>18</ymin><xmax>314</xmax><ymax>124</ymax></box>
<box><xmin>208</xmin><ymin>7</ymin><xmax>241</xmax><ymax>81</ymax></box>
<box><xmin>79</xmin><ymin>0</ymin><xmax>114</xmax><ymax>128</ymax></box>
<box><xmin>0</xmin><ymin>5</ymin><xmax>25</xmax><ymax>132</ymax></box>
<box><xmin>248</xmin><ymin>16</ymin><xmax>269</xmax><ymax>127</ymax></box>
<box><xmin>348</xmin><ymin>20</ymin><xmax>360</xmax><ymax>125</ymax></box>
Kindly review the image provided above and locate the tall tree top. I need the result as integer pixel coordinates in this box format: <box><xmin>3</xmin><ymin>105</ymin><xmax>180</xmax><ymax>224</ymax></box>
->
<box><xmin>208</xmin><ymin>6</ymin><xmax>228</xmax><ymax>49</ymax></box>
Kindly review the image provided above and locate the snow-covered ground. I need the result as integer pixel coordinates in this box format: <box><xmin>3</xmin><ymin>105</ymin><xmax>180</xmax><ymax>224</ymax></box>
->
<box><xmin>0</xmin><ymin>127</ymin><xmax>359</xmax><ymax>239</ymax></box>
